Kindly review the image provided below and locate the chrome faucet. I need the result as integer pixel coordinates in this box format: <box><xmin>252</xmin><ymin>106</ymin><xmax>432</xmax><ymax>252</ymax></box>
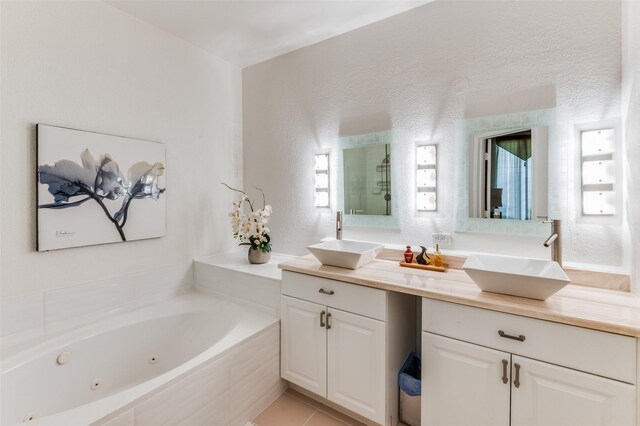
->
<box><xmin>336</xmin><ymin>211</ymin><xmax>343</xmax><ymax>240</ymax></box>
<box><xmin>543</xmin><ymin>219</ymin><xmax>562</xmax><ymax>267</ymax></box>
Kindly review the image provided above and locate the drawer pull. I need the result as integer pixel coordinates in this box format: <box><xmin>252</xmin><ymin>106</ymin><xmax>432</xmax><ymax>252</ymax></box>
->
<box><xmin>514</xmin><ymin>363</ymin><xmax>521</xmax><ymax>388</ymax></box>
<box><xmin>318</xmin><ymin>288</ymin><xmax>335</xmax><ymax>295</ymax></box>
<box><xmin>320</xmin><ymin>311</ymin><xmax>326</xmax><ymax>328</ymax></box>
<box><xmin>326</xmin><ymin>312</ymin><xmax>332</xmax><ymax>329</ymax></box>
<box><xmin>501</xmin><ymin>359</ymin><xmax>509</xmax><ymax>384</ymax></box>
<box><xmin>498</xmin><ymin>330</ymin><xmax>526</xmax><ymax>342</ymax></box>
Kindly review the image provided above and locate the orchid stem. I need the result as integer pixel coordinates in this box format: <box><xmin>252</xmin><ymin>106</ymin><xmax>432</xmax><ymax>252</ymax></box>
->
<box><xmin>91</xmin><ymin>194</ymin><xmax>126</xmax><ymax>241</ymax></box>
<box><xmin>255</xmin><ymin>186</ymin><xmax>266</xmax><ymax>209</ymax></box>
<box><xmin>77</xmin><ymin>183</ymin><xmax>126</xmax><ymax>241</ymax></box>
<box><xmin>221</xmin><ymin>182</ymin><xmax>254</xmax><ymax>211</ymax></box>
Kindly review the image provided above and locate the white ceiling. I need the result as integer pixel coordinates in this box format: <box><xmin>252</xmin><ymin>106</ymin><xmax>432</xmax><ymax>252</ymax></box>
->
<box><xmin>106</xmin><ymin>1</ymin><xmax>429</xmax><ymax>68</ymax></box>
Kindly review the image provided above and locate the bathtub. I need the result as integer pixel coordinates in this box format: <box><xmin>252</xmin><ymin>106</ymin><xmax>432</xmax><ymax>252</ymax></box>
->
<box><xmin>1</xmin><ymin>291</ymin><xmax>281</xmax><ymax>426</ymax></box>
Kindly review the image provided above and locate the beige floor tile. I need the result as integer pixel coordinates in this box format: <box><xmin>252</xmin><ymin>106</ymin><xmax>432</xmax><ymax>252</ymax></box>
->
<box><xmin>304</xmin><ymin>411</ymin><xmax>348</xmax><ymax>426</ymax></box>
<box><xmin>315</xmin><ymin>405</ymin><xmax>367</xmax><ymax>426</ymax></box>
<box><xmin>253</xmin><ymin>394</ymin><xmax>316</xmax><ymax>426</ymax></box>
<box><xmin>285</xmin><ymin>389</ymin><xmax>322</xmax><ymax>408</ymax></box>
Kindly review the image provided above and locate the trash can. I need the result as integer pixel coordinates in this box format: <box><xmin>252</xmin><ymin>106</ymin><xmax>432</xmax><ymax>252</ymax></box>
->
<box><xmin>398</xmin><ymin>352</ymin><xmax>421</xmax><ymax>426</ymax></box>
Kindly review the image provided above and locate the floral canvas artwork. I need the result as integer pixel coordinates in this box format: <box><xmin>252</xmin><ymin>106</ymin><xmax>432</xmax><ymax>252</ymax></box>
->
<box><xmin>37</xmin><ymin>124</ymin><xmax>166</xmax><ymax>251</ymax></box>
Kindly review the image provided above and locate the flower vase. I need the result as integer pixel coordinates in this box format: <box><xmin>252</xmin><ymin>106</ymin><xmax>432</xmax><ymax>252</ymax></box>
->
<box><xmin>248</xmin><ymin>247</ymin><xmax>270</xmax><ymax>264</ymax></box>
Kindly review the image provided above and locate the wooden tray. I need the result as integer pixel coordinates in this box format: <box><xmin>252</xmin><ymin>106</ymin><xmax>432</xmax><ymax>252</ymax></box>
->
<box><xmin>399</xmin><ymin>261</ymin><xmax>446</xmax><ymax>273</ymax></box>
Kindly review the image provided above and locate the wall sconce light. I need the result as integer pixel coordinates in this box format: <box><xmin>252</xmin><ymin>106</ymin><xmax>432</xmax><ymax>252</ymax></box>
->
<box><xmin>417</xmin><ymin>144</ymin><xmax>437</xmax><ymax>211</ymax></box>
<box><xmin>314</xmin><ymin>153</ymin><xmax>330</xmax><ymax>208</ymax></box>
<box><xmin>580</xmin><ymin>128</ymin><xmax>616</xmax><ymax>215</ymax></box>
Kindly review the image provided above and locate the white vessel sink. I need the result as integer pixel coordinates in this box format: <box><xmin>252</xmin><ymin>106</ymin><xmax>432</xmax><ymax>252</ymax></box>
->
<box><xmin>462</xmin><ymin>254</ymin><xmax>570</xmax><ymax>300</ymax></box>
<box><xmin>307</xmin><ymin>240</ymin><xmax>385</xmax><ymax>270</ymax></box>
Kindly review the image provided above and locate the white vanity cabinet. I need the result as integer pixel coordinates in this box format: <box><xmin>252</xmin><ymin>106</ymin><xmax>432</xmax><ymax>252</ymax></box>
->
<box><xmin>422</xmin><ymin>332</ymin><xmax>511</xmax><ymax>426</ymax></box>
<box><xmin>281</xmin><ymin>296</ymin><xmax>328</xmax><ymax>396</ymax></box>
<box><xmin>281</xmin><ymin>271</ymin><xmax>415</xmax><ymax>426</ymax></box>
<box><xmin>510</xmin><ymin>354</ymin><xmax>635</xmax><ymax>426</ymax></box>
<box><xmin>421</xmin><ymin>298</ymin><xmax>637</xmax><ymax>426</ymax></box>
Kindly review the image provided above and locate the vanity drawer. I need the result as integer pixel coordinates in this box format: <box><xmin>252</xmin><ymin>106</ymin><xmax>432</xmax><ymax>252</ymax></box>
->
<box><xmin>282</xmin><ymin>271</ymin><xmax>386</xmax><ymax>321</ymax></box>
<box><xmin>422</xmin><ymin>298</ymin><xmax>636</xmax><ymax>384</ymax></box>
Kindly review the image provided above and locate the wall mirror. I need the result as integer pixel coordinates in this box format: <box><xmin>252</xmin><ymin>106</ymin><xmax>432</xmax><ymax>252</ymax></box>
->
<box><xmin>337</xmin><ymin>131</ymin><xmax>399</xmax><ymax>228</ymax></box>
<box><xmin>468</xmin><ymin>127</ymin><xmax>548</xmax><ymax>220</ymax></box>
<box><xmin>343</xmin><ymin>143</ymin><xmax>391</xmax><ymax>216</ymax></box>
<box><xmin>456</xmin><ymin>108</ymin><xmax>566</xmax><ymax>236</ymax></box>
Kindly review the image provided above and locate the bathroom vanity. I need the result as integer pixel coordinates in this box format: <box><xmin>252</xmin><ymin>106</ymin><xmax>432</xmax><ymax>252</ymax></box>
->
<box><xmin>422</xmin><ymin>298</ymin><xmax>635</xmax><ymax>426</ymax></box>
<box><xmin>280</xmin><ymin>271</ymin><xmax>415</xmax><ymax>425</ymax></box>
<box><xmin>279</xmin><ymin>255</ymin><xmax>640</xmax><ymax>426</ymax></box>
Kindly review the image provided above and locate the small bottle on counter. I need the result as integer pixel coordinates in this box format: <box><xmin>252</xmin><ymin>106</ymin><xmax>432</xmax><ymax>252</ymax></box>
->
<box><xmin>404</xmin><ymin>246</ymin><xmax>414</xmax><ymax>263</ymax></box>
<box><xmin>433</xmin><ymin>244</ymin><xmax>443</xmax><ymax>268</ymax></box>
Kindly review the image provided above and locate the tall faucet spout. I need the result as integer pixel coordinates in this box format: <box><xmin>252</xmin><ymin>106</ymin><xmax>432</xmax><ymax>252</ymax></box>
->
<box><xmin>543</xmin><ymin>233</ymin><xmax>558</xmax><ymax>247</ymax></box>
<box><xmin>336</xmin><ymin>211</ymin><xmax>343</xmax><ymax>240</ymax></box>
<box><xmin>542</xmin><ymin>219</ymin><xmax>562</xmax><ymax>267</ymax></box>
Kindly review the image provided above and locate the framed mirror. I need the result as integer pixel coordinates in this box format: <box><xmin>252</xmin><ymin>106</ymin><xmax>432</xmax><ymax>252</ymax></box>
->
<box><xmin>455</xmin><ymin>108</ymin><xmax>566</xmax><ymax>236</ymax></box>
<box><xmin>337</xmin><ymin>131</ymin><xmax>399</xmax><ymax>228</ymax></box>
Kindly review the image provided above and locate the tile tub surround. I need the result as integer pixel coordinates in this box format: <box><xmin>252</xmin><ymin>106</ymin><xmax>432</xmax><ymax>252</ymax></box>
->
<box><xmin>95</xmin><ymin>323</ymin><xmax>285</xmax><ymax>426</ymax></box>
<box><xmin>279</xmin><ymin>256</ymin><xmax>640</xmax><ymax>337</ymax></box>
<box><xmin>3</xmin><ymin>251</ymin><xmax>291</xmax><ymax>345</ymax></box>
<box><xmin>195</xmin><ymin>251</ymin><xmax>296</xmax><ymax>315</ymax></box>
<box><xmin>1</xmin><ymin>261</ymin><xmax>193</xmax><ymax>353</ymax></box>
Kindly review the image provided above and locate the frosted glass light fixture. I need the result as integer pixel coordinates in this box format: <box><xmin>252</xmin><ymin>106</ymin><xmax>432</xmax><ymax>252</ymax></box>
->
<box><xmin>580</xmin><ymin>128</ymin><xmax>616</xmax><ymax>216</ymax></box>
<box><xmin>583</xmin><ymin>191</ymin><xmax>616</xmax><ymax>215</ymax></box>
<box><xmin>314</xmin><ymin>153</ymin><xmax>330</xmax><ymax>208</ymax></box>
<box><xmin>582</xmin><ymin>160</ymin><xmax>615</xmax><ymax>185</ymax></box>
<box><xmin>417</xmin><ymin>144</ymin><xmax>437</xmax><ymax>211</ymax></box>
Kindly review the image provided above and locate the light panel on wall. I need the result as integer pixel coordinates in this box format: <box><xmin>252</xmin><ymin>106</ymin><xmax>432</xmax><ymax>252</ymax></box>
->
<box><xmin>314</xmin><ymin>153</ymin><xmax>330</xmax><ymax>208</ymax></box>
<box><xmin>580</xmin><ymin>128</ymin><xmax>616</xmax><ymax>216</ymax></box>
<box><xmin>416</xmin><ymin>144</ymin><xmax>437</xmax><ymax>211</ymax></box>
<box><xmin>583</xmin><ymin>191</ymin><xmax>616</xmax><ymax>215</ymax></box>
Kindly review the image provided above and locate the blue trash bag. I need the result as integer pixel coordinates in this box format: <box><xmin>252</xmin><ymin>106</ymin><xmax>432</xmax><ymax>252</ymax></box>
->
<box><xmin>398</xmin><ymin>352</ymin><xmax>421</xmax><ymax>397</ymax></box>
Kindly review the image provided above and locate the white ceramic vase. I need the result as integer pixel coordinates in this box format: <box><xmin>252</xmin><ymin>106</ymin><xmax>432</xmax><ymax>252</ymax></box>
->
<box><xmin>248</xmin><ymin>247</ymin><xmax>270</xmax><ymax>264</ymax></box>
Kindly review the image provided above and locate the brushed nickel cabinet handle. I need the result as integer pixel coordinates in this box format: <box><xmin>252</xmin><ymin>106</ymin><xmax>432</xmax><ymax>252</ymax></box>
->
<box><xmin>498</xmin><ymin>330</ymin><xmax>526</xmax><ymax>342</ymax></box>
<box><xmin>320</xmin><ymin>311</ymin><xmax>326</xmax><ymax>328</ymax></box>
<box><xmin>501</xmin><ymin>359</ymin><xmax>509</xmax><ymax>384</ymax></box>
<box><xmin>326</xmin><ymin>312</ymin><xmax>332</xmax><ymax>329</ymax></box>
<box><xmin>318</xmin><ymin>288</ymin><xmax>335</xmax><ymax>295</ymax></box>
<box><xmin>514</xmin><ymin>363</ymin><xmax>521</xmax><ymax>388</ymax></box>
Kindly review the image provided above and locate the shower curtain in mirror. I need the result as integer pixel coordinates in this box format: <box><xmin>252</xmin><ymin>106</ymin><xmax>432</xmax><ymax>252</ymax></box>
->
<box><xmin>494</xmin><ymin>138</ymin><xmax>532</xmax><ymax>220</ymax></box>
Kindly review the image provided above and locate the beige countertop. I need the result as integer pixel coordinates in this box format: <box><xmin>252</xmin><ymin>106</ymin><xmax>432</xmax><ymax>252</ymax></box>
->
<box><xmin>279</xmin><ymin>255</ymin><xmax>640</xmax><ymax>338</ymax></box>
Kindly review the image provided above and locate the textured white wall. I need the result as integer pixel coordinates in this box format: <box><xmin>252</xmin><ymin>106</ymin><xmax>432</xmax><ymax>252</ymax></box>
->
<box><xmin>243</xmin><ymin>1</ymin><xmax>625</xmax><ymax>269</ymax></box>
<box><xmin>1</xmin><ymin>1</ymin><xmax>242</xmax><ymax>298</ymax></box>
<box><xmin>622</xmin><ymin>0</ymin><xmax>640</xmax><ymax>294</ymax></box>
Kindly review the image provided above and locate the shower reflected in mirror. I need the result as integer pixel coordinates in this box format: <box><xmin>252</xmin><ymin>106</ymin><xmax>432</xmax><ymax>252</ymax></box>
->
<box><xmin>343</xmin><ymin>143</ymin><xmax>391</xmax><ymax>216</ymax></box>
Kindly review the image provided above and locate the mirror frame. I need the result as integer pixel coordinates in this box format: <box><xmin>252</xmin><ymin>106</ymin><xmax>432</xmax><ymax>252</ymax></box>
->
<box><xmin>337</xmin><ymin>130</ymin><xmax>400</xmax><ymax>228</ymax></box>
<box><xmin>455</xmin><ymin>108</ymin><xmax>567</xmax><ymax>236</ymax></box>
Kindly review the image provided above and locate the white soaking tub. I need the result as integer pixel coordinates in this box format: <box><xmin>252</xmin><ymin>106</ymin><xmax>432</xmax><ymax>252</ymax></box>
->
<box><xmin>1</xmin><ymin>292</ymin><xmax>280</xmax><ymax>426</ymax></box>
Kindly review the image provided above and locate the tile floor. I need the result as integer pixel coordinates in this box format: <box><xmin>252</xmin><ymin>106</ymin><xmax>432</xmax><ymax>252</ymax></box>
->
<box><xmin>252</xmin><ymin>388</ymin><xmax>368</xmax><ymax>426</ymax></box>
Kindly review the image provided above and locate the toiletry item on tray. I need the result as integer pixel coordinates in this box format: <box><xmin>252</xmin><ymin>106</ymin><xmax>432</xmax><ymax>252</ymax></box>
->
<box><xmin>400</xmin><ymin>245</ymin><xmax>447</xmax><ymax>272</ymax></box>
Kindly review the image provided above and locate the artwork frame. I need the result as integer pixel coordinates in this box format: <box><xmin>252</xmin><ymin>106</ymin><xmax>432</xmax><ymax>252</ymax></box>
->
<box><xmin>36</xmin><ymin>124</ymin><xmax>166</xmax><ymax>251</ymax></box>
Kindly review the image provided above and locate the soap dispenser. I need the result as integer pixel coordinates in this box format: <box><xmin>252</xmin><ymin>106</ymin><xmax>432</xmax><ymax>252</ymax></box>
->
<box><xmin>433</xmin><ymin>244</ymin><xmax>443</xmax><ymax>268</ymax></box>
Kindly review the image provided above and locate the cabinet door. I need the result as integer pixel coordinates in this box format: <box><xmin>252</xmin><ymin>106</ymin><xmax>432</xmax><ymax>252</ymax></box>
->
<box><xmin>511</xmin><ymin>355</ymin><xmax>636</xmax><ymax>426</ymax></box>
<box><xmin>281</xmin><ymin>296</ymin><xmax>327</xmax><ymax>396</ymax></box>
<box><xmin>422</xmin><ymin>332</ymin><xmax>510</xmax><ymax>426</ymax></box>
<box><xmin>327</xmin><ymin>308</ymin><xmax>386</xmax><ymax>425</ymax></box>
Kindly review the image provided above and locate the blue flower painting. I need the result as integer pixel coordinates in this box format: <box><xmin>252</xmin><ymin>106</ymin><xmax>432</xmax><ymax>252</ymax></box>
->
<box><xmin>37</xmin><ymin>125</ymin><xmax>166</xmax><ymax>251</ymax></box>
